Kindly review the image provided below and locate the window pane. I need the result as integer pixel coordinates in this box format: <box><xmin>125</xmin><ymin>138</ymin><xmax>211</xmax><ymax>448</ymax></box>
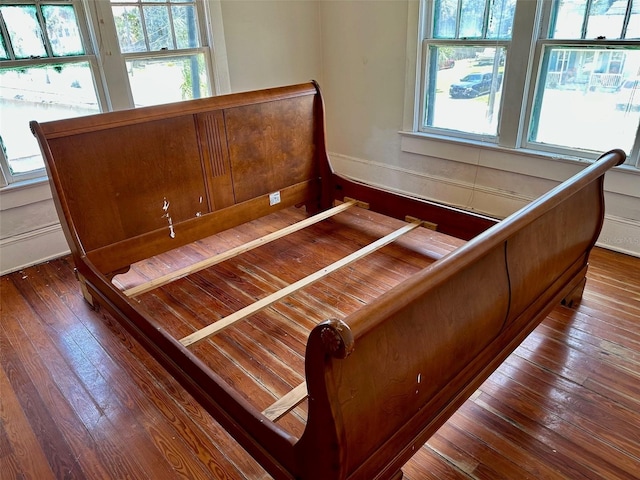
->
<box><xmin>586</xmin><ymin>0</ymin><xmax>625</xmax><ymax>39</ymax></box>
<box><xmin>530</xmin><ymin>47</ymin><xmax>640</xmax><ymax>155</ymax></box>
<box><xmin>424</xmin><ymin>45</ymin><xmax>505</xmax><ymax>136</ymax></box>
<box><xmin>552</xmin><ymin>0</ymin><xmax>587</xmax><ymax>38</ymax></box>
<box><xmin>626</xmin><ymin>4</ymin><xmax>640</xmax><ymax>38</ymax></box>
<box><xmin>42</xmin><ymin>5</ymin><xmax>85</xmax><ymax>56</ymax></box>
<box><xmin>172</xmin><ymin>5</ymin><xmax>199</xmax><ymax>49</ymax></box>
<box><xmin>487</xmin><ymin>0</ymin><xmax>515</xmax><ymax>39</ymax></box>
<box><xmin>434</xmin><ymin>0</ymin><xmax>459</xmax><ymax>38</ymax></box>
<box><xmin>553</xmin><ymin>0</ymin><xmax>637</xmax><ymax>39</ymax></box>
<box><xmin>113</xmin><ymin>5</ymin><xmax>146</xmax><ymax>53</ymax></box>
<box><xmin>0</xmin><ymin>5</ymin><xmax>47</xmax><ymax>59</ymax></box>
<box><xmin>0</xmin><ymin>34</ymin><xmax>8</xmax><ymax>60</ymax></box>
<box><xmin>126</xmin><ymin>54</ymin><xmax>208</xmax><ymax>106</ymax></box>
<box><xmin>113</xmin><ymin>1</ymin><xmax>200</xmax><ymax>53</ymax></box>
<box><xmin>459</xmin><ymin>0</ymin><xmax>485</xmax><ymax>38</ymax></box>
<box><xmin>0</xmin><ymin>63</ymin><xmax>100</xmax><ymax>175</ymax></box>
<box><xmin>144</xmin><ymin>5</ymin><xmax>172</xmax><ymax>50</ymax></box>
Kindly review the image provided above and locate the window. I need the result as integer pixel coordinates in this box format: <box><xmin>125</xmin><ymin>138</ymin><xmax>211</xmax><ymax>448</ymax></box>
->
<box><xmin>529</xmin><ymin>0</ymin><xmax>640</xmax><ymax>159</ymax></box>
<box><xmin>0</xmin><ymin>0</ymin><xmax>220</xmax><ymax>185</ymax></box>
<box><xmin>0</xmin><ymin>0</ymin><xmax>102</xmax><ymax>183</ymax></box>
<box><xmin>109</xmin><ymin>0</ymin><xmax>212</xmax><ymax>107</ymax></box>
<box><xmin>420</xmin><ymin>0</ymin><xmax>515</xmax><ymax>138</ymax></box>
<box><xmin>419</xmin><ymin>0</ymin><xmax>640</xmax><ymax>167</ymax></box>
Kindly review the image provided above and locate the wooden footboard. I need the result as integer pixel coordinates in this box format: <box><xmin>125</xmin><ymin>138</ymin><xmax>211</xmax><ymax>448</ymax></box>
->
<box><xmin>298</xmin><ymin>149</ymin><xmax>625</xmax><ymax>479</ymax></box>
<box><xmin>31</xmin><ymin>80</ymin><xmax>625</xmax><ymax>480</ymax></box>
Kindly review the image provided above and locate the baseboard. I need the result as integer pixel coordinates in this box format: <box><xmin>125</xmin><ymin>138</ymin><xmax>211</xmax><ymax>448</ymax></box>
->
<box><xmin>0</xmin><ymin>223</ymin><xmax>70</xmax><ymax>276</ymax></box>
<box><xmin>329</xmin><ymin>153</ymin><xmax>640</xmax><ymax>258</ymax></box>
<box><xmin>329</xmin><ymin>152</ymin><xmax>535</xmax><ymax>215</ymax></box>
<box><xmin>596</xmin><ymin>215</ymin><xmax>640</xmax><ymax>257</ymax></box>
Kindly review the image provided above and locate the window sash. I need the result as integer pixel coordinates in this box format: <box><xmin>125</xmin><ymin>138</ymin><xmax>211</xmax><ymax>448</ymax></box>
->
<box><xmin>524</xmin><ymin>40</ymin><xmax>640</xmax><ymax>164</ymax></box>
<box><xmin>0</xmin><ymin>0</ymin><xmax>105</xmax><ymax>185</ymax></box>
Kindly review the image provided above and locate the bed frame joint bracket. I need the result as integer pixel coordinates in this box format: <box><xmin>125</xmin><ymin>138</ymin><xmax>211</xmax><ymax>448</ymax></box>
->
<box><xmin>343</xmin><ymin>197</ymin><xmax>370</xmax><ymax>209</ymax></box>
<box><xmin>405</xmin><ymin>215</ymin><xmax>438</xmax><ymax>231</ymax></box>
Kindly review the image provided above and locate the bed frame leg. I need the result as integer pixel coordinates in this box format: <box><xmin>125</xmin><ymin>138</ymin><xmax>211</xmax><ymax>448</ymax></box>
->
<box><xmin>561</xmin><ymin>276</ymin><xmax>587</xmax><ymax>308</ymax></box>
<box><xmin>75</xmin><ymin>270</ymin><xmax>98</xmax><ymax>310</ymax></box>
<box><xmin>389</xmin><ymin>469</ymin><xmax>404</xmax><ymax>480</ymax></box>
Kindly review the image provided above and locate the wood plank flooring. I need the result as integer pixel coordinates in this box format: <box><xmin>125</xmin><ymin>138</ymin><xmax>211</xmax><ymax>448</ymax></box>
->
<box><xmin>2</xmin><ymin>246</ymin><xmax>639</xmax><ymax>479</ymax></box>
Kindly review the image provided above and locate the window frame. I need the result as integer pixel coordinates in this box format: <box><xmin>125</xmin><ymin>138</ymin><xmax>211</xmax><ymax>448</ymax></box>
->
<box><xmin>95</xmin><ymin>0</ymin><xmax>218</xmax><ymax>109</ymax></box>
<box><xmin>416</xmin><ymin>0</ymin><xmax>640</xmax><ymax>169</ymax></box>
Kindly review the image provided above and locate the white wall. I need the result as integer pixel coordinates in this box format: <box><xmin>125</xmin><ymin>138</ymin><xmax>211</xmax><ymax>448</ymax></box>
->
<box><xmin>221</xmin><ymin>0</ymin><xmax>322</xmax><ymax>91</ymax></box>
<box><xmin>0</xmin><ymin>181</ymin><xmax>69</xmax><ymax>274</ymax></box>
<box><xmin>320</xmin><ymin>0</ymin><xmax>409</xmax><ymax>163</ymax></box>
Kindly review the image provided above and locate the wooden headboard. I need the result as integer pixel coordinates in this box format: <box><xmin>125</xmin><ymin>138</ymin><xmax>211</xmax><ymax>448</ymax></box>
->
<box><xmin>31</xmin><ymin>82</ymin><xmax>331</xmax><ymax>275</ymax></box>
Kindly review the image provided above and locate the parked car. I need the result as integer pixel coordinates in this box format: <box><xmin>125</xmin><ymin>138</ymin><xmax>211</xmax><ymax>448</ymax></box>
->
<box><xmin>449</xmin><ymin>72</ymin><xmax>501</xmax><ymax>98</ymax></box>
<box><xmin>439</xmin><ymin>58</ymin><xmax>455</xmax><ymax>69</ymax></box>
<box><xmin>476</xmin><ymin>48</ymin><xmax>505</xmax><ymax>66</ymax></box>
<box><xmin>614</xmin><ymin>78</ymin><xmax>640</xmax><ymax>112</ymax></box>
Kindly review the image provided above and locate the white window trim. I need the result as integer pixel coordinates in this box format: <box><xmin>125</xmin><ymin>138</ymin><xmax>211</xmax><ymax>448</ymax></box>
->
<box><xmin>407</xmin><ymin>0</ymin><xmax>640</xmax><ymax>171</ymax></box>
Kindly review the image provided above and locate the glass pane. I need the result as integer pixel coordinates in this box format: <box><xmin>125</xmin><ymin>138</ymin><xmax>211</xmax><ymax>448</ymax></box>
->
<box><xmin>113</xmin><ymin>5</ymin><xmax>146</xmax><ymax>53</ymax></box>
<box><xmin>487</xmin><ymin>0</ymin><xmax>516</xmax><ymax>39</ymax></box>
<box><xmin>0</xmin><ymin>5</ymin><xmax>47</xmax><ymax>59</ymax></box>
<box><xmin>42</xmin><ymin>5</ymin><xmax>84</xmax><ymax>56</ymax></box>
<box><xmin>626</xmin><ymin>4</ymin><xmax>640</xmax><ymax>38</ymax></box>
<box><xmin>172</xmin><ymin>5</ymin><xmax>199</xmax><ymax>49</ymax></box>
<box><xmin>143</xmin><ymin>5</ymin><xmax>172</xmax><ymax>50</ymax></box>
<box><xmin>459</xmin><ymin>0</ymin><xmax>485</xmax><ymax>38</ymax></box>
<box><xmin>433</xmin><ymin>0</ymin><xmax>458</xmax><ymax>38</ymax></box>
<box><xmin>586</xmin><ymin>0</ymin><xmax>625</xmax><ymax>39</ymax></box>
<box><xmin>126</xmin><ymin>54</ymin><xmax>209</xmax><ymax>107</ymax></box>
<box><xmin>0</xmin><ymin>63</ymin><xmax>100</xmax><ymax>175</ymax></box>
<box><xmin>552</xmin><ymin>0</ymin><xmax>587</xmax><ymax>38</ymax></box>
<box><xmin>0</xmin><ymin>33</ymin><xmax>8</xmax><ymax>60</ymax></box>
<box><xmin>424</xmin><ymin>45</ymin><xmax>505</xmax><ymax>136</ymax></box>
<box><xmin>530</xmin><ymin>47</ymin><xmax>640</xmax><ymax>155</ymax></box>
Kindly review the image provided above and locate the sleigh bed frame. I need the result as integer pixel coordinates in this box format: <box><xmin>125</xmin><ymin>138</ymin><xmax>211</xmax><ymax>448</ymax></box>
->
<box><xmin>31</xmin><ymin>82</ymin><xmax>625</xmax><ymax>479</ymax></box>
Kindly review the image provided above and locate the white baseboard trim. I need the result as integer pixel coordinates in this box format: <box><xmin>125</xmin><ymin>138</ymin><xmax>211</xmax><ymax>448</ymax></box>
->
<box><xmin>329</xmin><ymin>153</ymin><xmax>640</xmax><ymax>258</ymax></box>
<box><xmin>329</xmin><ymin>152</ymin><xmax>535</xmax><ymax>215</ymax></box>
<box><xmin>0</xmin><ymin>223</ymin><xmax>70</xmax><ymax>276</ymax></box>
<box><xmin>597</xmin><ymin>215</ymin><xmax>640</xmax><ymax>258</ymax></box>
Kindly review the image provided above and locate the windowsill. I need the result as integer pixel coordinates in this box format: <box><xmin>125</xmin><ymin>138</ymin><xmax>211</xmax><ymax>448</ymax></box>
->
<box><xmin>401</xmin><ymin>130</ymin><xmax>638</xmax><ymax>169</ymax></box>
<box><xmin>399</xmin><ymin>131</ymin><xmax>639</xmax><ymax>197</ymax></box>
<box><xmin>0</xmin><ymin>175</ymin><xmax>53</xmax><ymax>211</ymax></box>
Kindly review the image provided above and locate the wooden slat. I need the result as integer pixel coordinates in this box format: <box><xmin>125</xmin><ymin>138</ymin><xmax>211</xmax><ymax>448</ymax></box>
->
<box><xmin>124</xmin><ymin>200</ymin><xmax>357</xmax><ymax>297</ymax></box>
<box><xmin>262</xmin><ymin>382</ymin><xmax>308</xmax><ymax>421</ymax></box>
<box><xmin>180</xmin><ymin>219</ymin><xmax>423</xmax><ymax>347</ymax></box>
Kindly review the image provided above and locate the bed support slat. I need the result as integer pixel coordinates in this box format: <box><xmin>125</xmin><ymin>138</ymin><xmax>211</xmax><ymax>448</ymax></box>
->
<box><xmin>180</xmin><ymin>219</ymin><xmax>424</xmax><ymax>347</ymax></box>
<box><xmin>262</xmin><ymin>382</ymin><xmax>308</xmax><ymax>422</ymax></box>
<box><xmin>123</xmin><ymin>200</ymin><xmax>358</xmax><ymax>297</ymax></box>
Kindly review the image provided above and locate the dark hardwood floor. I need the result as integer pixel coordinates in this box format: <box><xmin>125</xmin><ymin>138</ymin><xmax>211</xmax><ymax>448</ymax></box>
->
<box><xmin>2</xmin><ymin>246</ymin><xmax>639</xmax><ymax>479</ymax></box>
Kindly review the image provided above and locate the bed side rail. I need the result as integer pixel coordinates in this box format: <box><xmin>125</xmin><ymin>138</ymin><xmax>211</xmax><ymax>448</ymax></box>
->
<box><xmin>298</xmin><ymin>149</ymin><xmax>625</xmax><ymax>479</ymax></box>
